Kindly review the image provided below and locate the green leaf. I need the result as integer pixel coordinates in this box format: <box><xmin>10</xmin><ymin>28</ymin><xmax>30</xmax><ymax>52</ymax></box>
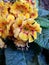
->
<box><xmin>38</xmin><ymin>8</ymin><xmax>49</xmax><ymax>17</ymax></box>
<box><xmin>5</xmin><ymin>48</ymin><xmax>34</xmax><ymax>65</ymax></box>
<box><xmin>35</xmin><ymin>28</ymin><xmax>49</xmax><ymax>49</ymax></box>
<box><xmin>44</xmin><ymin>15</ymin><xmax>49</xmax><ymax>20</ymax></box>
<box><xmin>36</xmin><ymin>17</ymin><xmax>49</xmax><ymax>28</ymax></box>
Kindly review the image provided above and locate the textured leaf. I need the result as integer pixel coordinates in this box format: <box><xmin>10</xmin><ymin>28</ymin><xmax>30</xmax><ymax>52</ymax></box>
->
<box><xmin>4</xmin><ymin>46</ymin><xmax>48</xmax><ymax>65</ymax></box>
<box><xmin>38</xmin><ymin>53</ymin><xmax>47</xmax><ymax>65</ymax></box>
<box><xmin>39</xmin><ymin>0</ymin><xmax>49</xmax><ymax>10</ymax></box>
<box><xmin>35</xmin><ymin>28</ymin><xmax>49</xmax><ymax>49</ymax></box>
<box><xmin>4</xmin><ymin>42</ymin><xmax>43</xmax><ymax>65</ymax></box>
<box><xmin>38</xmin><ymin>8</ymin><xmax>49</xmax><ymax>17</ymax></box>
<box><xmin>36</xmin><ymin>17</ymin><xmax>49</xmax><ymax>28</ymax></box>
<box><xmin>5</xmin><ymin>48</ymin><xmax>34</xmax><ymax>65</ymax></box>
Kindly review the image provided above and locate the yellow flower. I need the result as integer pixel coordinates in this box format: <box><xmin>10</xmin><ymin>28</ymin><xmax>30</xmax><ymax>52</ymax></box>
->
<box><xmin>13</xmin><ymin>17</ymin><xmax>42</xmax><ymax>43</ymax></box>
<box><xmin>32</xmin><ymin>31</ymin><xmax>37</xmax><ymax>39</ymax></box>
<box><xmin>13</xmin><ymin>28</ymin><xmax>20</xmax><ymax>38</ymax></box>
<box><xmin>15</xmin><ymin>16</ymin><xmax>25</xmax><ymax>26</ymax></box>
<box><xmin>4</xmin><ymin>2</ymin><xmax>12</xmax><ymax>9</ymax></box>
<box><xmin>30</xmin><ymin>8</ymin><xmax>38</xmax><ymax>19</ymax></box>
<box><xmin>0</xmin><ymin>16</ymin><xmax>8</xmax><ymax>38</ymax></box>
<box><xmin>0</xmin><ymin>16</ymin><xmax>7</xmax><ymax>23</ymax></box>
<box><xmin>25</xmin><ymin>13</ymin><xmax>30</xmax><ymax>19</ymax></box>
<box><xmin>28</xmin><ymin>33</ymin><xmax>34</xmax><ymax>43</ymax></box>
<box><xmin>7</xmin><ymin>14</ymin><xmax>15</xmax><ymax>22</ymax></box>
<box><xmin>21</xmin><ymin>18</ymin><xmax>41</xmax><ymax>42</ymax></box>
<box><xmin>0</xmin><ymin>1</ymin><xmax>8</xmax><ymax>18</ymax></box>
<box><xmin>0</xmin><ymin>1</ymin><xmax>4</xmax><ymax>6</ymax></box>
<box><xmin>28</xmin><ymin>31</ymin><xmax>37</xmax><ymax>43</ymax></box>
<box><xmin>18</xmin><ymin>13</ymin><xmax>30</xmax><ymax>19</ymax></box>
<box><xmin>0</xmin><ymin>0</ymin><xmax>42</xmax><ymax>45</ymax></box>
<box><xmin>19</xmin><ymin>32</ymin><xmax>28</xmax><ymax>41</ymax></box>
<box><xmin>17</xmin><ymin>0</ymin><xmax>26</xmax><ymax>3</ymax></box>
<box><xmin>22</xmin><ymin>18</ymin><xmax>41</xmax><ymax>33</ymax></box>
<box><xmin>10</xmin><ymin>1</ymin><xmax>33</xmax><ymax>15</ymax></box>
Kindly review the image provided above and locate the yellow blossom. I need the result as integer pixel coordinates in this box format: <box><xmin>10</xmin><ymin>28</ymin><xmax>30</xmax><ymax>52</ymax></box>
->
<box><xmin>0</xmin><ymin>16</ymin><xmax>8</xmax><ymax>38</ymax></box>
<box><xmin>30</xmin><ymin>8</ymin><xmax>38</xmax><ymax>19</ymax></box>
<box><xmin>10</xmin><ymin>1</ymin><xmax>33</xmax><ymax>15</ymax></box>
<box><xmin>0</xmin><ymin>1</ymin><xmax>8</xmax><ymax>18</ymax></box>
<box><xmin>7</xmin><ymin>14</ymin><xmax>15</xmax><ymax>22</ymax></box>
<box><xmin>28</xmin><ymin>33</ymin><xmax>34</xmax><ymax>43</ymax></box>
<box><xmin>0</xmin><ymin>0</ymin><xmax>42</xmax><ymax>47</ymax></box>
<box><xmin>19</xmin><ymin>32</ymin><xmax>28</xmax><ymax>41</ymax></box>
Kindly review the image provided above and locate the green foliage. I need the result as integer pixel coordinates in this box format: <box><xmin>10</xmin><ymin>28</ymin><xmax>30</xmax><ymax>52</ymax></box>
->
<box><xmin>35</xmin><ymin>17</ymin><xmax>49</xmax><ymax>49</ymax></box>
<box><xmin>36</xmin><ymin>17</ymin><xmax>49</xmax><ymax>28</ymax></box>
<box><xmin>35</xmin><ymin>28</ymin><xmax>49</xmax><ymax>49</ymax></box>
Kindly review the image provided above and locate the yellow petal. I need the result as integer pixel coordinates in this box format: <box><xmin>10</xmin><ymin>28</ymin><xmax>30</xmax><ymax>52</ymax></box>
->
<box><xmin>10</xmin><ymin>1</ymin><xmax>30</xmax><ymax>14</ymax></box>
<box><xmin>28</xmin><ymin>34</ymin><xmax>34</xmax><ymax>43</ymax></box>
<box><xmin>33</xmin><ymin>31</ymin><xmax>37</xmax><ymax>39</ymax></box>
<box><xmin>7</xmin><ymin>14</ymin><xmax>15</xmax><ymax>22</ymax></box>
<box><xmin>33</xmin><ymin>22</ymin><xmax>42</xmax><ymax>33</ymax></box>
<box><xmin>13</xmin><ymin>28</ymin><xmax>20</xmax><ymax>38</ymax></box>
<box><xmin>31</xmin><ymin>12</ymin><xmax>38</xmax><ymax>19</ymax></box>
<box><xmin>0</xmin><ymin>32</ymin><xmax>2</xmax><ymax>37</ymax></box>
<box><xmin>0</xmin><ymin>16</ymin><xmax>7</xmax><ymax>23</ymax></box>
<box><xmin>0</xmin><ymin>1</ymin><xmax>4</xmax><ymax>6</ymax></box>
<box><xmin>36</xmin><ymin>28</ymin><xmax>42</xmax><ymax>34</ymax></box>
<box><xmin>27</xmin><ymin>18</ymin><xmax>35</xmax><ymax>25</ymax></box>
<box><xmin>22</xmin><ymin>18</ymin><xmax>35</xmax><ymax>26</ymax></box>
<box><xmin>18</xmin><ymin>0</ymin><xmax>26</xmax><ymax>3</ymax></box>
<box><xmin>19</xmin><ymin>32</ymin><xmax>28</xmax><ymax>41</ymax></box>
<box><xmin>30</xmin><ymin>8</ymin><xmax>38</xmax><ymax>19</ymax></box>
<box><xmin>18</xmin><ymin>13</ymin><xmax>24</xmax><ymax>17</ymax></box>
<box><xmin>1</xmin><ymin>29</ymin><xmax>8</xmax><ymax>39</ymax></box>
<box><xmin>16</xmin><ymin>17</ymin><xmax>25</xmax><ymax>26</ymax></box>
<box><xmin>30</xmin><ymin>22</ymin><xmax>39</xmax><ymax>28</ymax></box>
<box><xmin>25</xmin><ymin>13</ymin><xmax>30</xmax><ymax>19</ymax></box>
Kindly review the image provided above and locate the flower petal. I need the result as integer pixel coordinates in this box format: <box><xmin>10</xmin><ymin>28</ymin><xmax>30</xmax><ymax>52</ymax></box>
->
<box><xmin>28</xmin><ymin>33</ymin><xmax>34</xmax><ymax>43</ymax></box>
<box><xmin>19</xmin><ymin>32</ymin><xmax>28</xmax><ymax>41</ymax></box>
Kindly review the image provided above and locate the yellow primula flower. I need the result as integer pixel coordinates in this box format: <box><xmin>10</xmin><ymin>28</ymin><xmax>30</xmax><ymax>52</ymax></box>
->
<box><xmin>30</xmin><ymin>8</ymin><xmax>38</xmax><ymax>19</ymax></box>
<box><xmin>13</xmin><ymin>17</ymin><xmax>41</xmax><ymax>43</ymax></box>
<box><xmin>33</xmin><ymin>22</ymin><xmax>42</xmax><ymax>33</ymax></box>
<box><xmin>32</xmin><ymin>31</ymin><xmax>37</xmax><ymax>39</ymax></box>
<box><xmin>4</xmin><ymin>1</ymin><xmax>12</xmax><ymax>9</ymax></box>
<box><xmin>0</xmin><ymin>16</ymin><xmax>8</xmax><ymax>38</ymax></box>
<box><xmin>0</xmin><ymin>1</ymin><xmax>8</xmax><ymax>18</ymax></box>
<box><xmin>21</xmin><ymin>18</ymin><xmax>41</xmax><ymax>42</ymax></box>
<box><xmin>7</xmin><ymin>14</ymin><xmax>15</xmax><ymax>22</ymax></box>
<box><xmin>10</xmin><ymin>1</ymin><xmax>33</xmax><ymax>15</ymax></box>
<box><xmin>28</xmin><ymin>33</ymin><xmax>34</xmax><ymax>43</ymax></box>
<box><xmin>22</xmin><ymin>18</ymin><xmax>41</xmax><ymax>33</ymax></box>
<box><xmin>1</xmin><ymin>8</ymin><xmax>8</xmax><ymax>18</ymax></box>
<box><xmin>22</xmin><ymin>18</ymin><xmax>35</xmax><ymax>25</ymax></box>
<box><xmin>16</xmin><ymin>0</ymin><xmax>26</xmax><ymax>3</ymax></box>
<box><xmin>0</xmin><ymin>15</ymin><xmax>7</xmax><ymax>23</ymax></box>
<box><xmin>19</xmin><ymin>32</ymin><xmax>28</xmax><ymax>41</ymax></box>
<box><xmin>0</xmin><ymin>0</ymin><xmax>42</xmax><ymax>47</ymax></box>
<box><xmin>18</xmin><ymin>13</ymin><xmax>30</xmax><ymax>19</ymax></box>
<box><xmin>0</xmin><ymin>1</ymin><xmax>4</xmax><ymax>6</ymax></box>
<box><xmin>13</xmin><ymin>28</ymin><xmax>20</xmax><ymax>38</ymax></box>
<box><xmin>25</xmin><ymin>13</ymin><xmax>30</xmax><ymax>19</ymax></box>
<box><xmin>15</xmin><ymin>16</ymin><xmax>25</xmax><ymax>26</ymax></box>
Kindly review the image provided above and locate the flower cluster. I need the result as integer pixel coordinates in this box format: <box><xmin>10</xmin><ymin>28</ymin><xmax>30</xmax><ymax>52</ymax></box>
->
<box><xmin>0</xmin><ymin>0</ymin><xmax>42</xmax><ymax>47</ymax></box>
